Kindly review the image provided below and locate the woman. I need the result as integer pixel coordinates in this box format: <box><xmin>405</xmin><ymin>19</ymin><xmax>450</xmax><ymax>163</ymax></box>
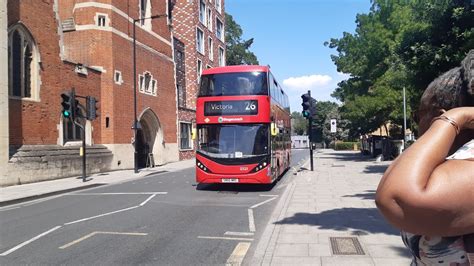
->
<box><xmin>375</xmin><ymin>50</ymin><xmax>474</xmax><ymax>265</ymax></box>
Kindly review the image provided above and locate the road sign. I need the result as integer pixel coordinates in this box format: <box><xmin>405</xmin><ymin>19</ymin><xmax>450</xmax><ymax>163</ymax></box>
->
<box><xmin>330</xmin><ymin>119</ymin><xmax>337</xmax><ymax>133</ymax></box>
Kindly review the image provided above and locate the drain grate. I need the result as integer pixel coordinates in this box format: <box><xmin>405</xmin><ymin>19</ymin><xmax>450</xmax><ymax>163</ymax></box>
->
<box><xmin>330</xmin><ymin>237</ymin><xmax>365</xmax><ymax>255</ymax></box>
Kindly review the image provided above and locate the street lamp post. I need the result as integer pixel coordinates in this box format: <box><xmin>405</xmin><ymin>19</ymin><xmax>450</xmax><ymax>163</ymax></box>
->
<box><xmin>133</xmin><ymin>14</ymin><xmax>168</xmax><ymax>174</ymax></box>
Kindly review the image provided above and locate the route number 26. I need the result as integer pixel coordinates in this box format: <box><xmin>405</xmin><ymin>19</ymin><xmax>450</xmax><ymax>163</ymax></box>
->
<box><xmin>245</xmin><ymin>101</ymin><xmax>257</xmax><ymax>111</ymax></box>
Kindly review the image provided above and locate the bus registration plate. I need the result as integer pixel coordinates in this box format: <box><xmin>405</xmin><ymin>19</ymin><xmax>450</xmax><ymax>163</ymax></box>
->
<box><xmin>222</xmin><ymin>178</ymin><xmax>239</xmax><ymax>183</ymax></box>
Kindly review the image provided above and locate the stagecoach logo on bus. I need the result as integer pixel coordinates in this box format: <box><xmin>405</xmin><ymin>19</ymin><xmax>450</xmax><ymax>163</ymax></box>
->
<box><xmin>217</xmin><ymin>117</ymin><xmax>244</xmax><ymax>123</ymax></box>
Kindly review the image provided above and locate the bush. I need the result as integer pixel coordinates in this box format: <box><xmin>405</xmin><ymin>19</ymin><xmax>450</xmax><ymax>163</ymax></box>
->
<box><xmin>335</xmin><ymin>142</ymin><xmax>358</xmax><ymax>150</ymax></box>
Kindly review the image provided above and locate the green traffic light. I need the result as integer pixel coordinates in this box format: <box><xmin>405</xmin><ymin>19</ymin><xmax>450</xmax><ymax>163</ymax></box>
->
<box><xmin>63</xmin><ymin>110</ymin><xmax>70</xmax><ymax>118</ymax></box>
<box><xmin>303</xmin><ymin>110</ymin><xmax>310</xmax><ymax>118</ymax></box>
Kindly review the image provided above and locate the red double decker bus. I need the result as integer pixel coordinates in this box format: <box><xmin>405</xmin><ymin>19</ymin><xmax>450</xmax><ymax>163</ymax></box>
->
<box><xmin>195</xmin><ymin>65</ymin><xmax>291</xmax><ymax>184</ymax></box>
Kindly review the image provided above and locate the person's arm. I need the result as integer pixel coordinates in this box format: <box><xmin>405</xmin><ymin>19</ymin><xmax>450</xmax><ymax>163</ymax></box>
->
<box><xmin>375</xmin><ymin>107</ymin><xmax>474</xmax><ymax>236</ymax></box>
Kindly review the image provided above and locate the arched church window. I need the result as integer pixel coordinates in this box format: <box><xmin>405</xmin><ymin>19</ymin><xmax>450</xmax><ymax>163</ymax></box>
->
<box><xmin>8</xmin><ymin>24</ymin><xmax>40</xmax><ymax>100</ymax></box>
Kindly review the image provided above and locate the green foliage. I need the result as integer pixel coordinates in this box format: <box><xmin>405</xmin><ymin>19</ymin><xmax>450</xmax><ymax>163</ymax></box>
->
<box><xmin>327</xmin><ymin>0</ymin><xmax>473</xmax><ymax>136</ymax></box>
<box><xmin>291</xmin><ymin>111</ymin><xmax>307</xmax><ymax>135</ymax></box>
<box><xmin>225</xmin><ymin>13</ymin><xmax>259</xmax><ymax>65</ymax></box>
<box><xmin>335</xmin><ymin>142</ymin><xmax>358</xmax><ymax>151</ymax></box>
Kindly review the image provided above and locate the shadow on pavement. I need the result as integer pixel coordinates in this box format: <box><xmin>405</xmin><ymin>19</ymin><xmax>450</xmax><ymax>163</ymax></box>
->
<box><xmin>343</xmin><ymin>190</ymin><xmax>376</xmax><ymax>200</ymax></box>
<box><xmin>274</xmin><ymin>207</ymin><xmax>400</xmax><ymax>236</ymax></box>
<box><xmin>364</xmin><ymin>164</ymin><xmax>390</xmax><ymax>174</ymax></box>
<box><xmin>195</xmin><ymin>168</ymin><xmax>291</xmax><ymax>192</ymax></box>
<box><xmin>317</xmin><ymin>152</ymin><xmax>374</xmax><ymax>162</ymax></box>
<box><xmin>196</xmin><ymin>183</ymin><xmax>276</xmax><ymax>192</ymax></box>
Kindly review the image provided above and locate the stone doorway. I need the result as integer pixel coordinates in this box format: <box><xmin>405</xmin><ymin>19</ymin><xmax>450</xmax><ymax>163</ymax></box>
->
<box><xmin>137</xmin><ymin>108</ymin><xmax>163</xmax><ymax>168</ymax></box>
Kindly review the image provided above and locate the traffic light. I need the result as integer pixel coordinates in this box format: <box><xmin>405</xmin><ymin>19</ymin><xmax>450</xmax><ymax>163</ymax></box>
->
<box><xmin>310</xmin><ymin>98</ymin><xmax>317</xmax><ymax>118</ymax></box>
<box><xmin>61</xmin><ymin>91</ymin><xmax>75</xmax><ymax>119</ymax></box>
<box><xmin>301</xmin><ymin>93</ymin><xmax>311</xmax><ymax>118</ymax></box>
<box><xmin>86</xmin><ymin>96</ymin><xmax>98</xmax><ymax>120</ymax></box>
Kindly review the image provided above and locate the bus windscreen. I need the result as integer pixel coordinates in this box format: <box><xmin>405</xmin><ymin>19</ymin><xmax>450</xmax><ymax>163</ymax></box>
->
<box><xmin>199</xmin><ymin>72</ymin><xmax>268</xmax><ymax>97</ymax></box>
<box><xmin>198</xmin><ymin>124</ymin><xmax>269</xmax><ymax>158</ymax></box>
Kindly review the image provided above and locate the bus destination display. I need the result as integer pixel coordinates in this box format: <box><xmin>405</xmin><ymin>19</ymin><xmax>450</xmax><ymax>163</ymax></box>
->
<box><xmin>204</xmin><ymin>100</ymin><xmax>258</xmax><ymax>116</ymax></box>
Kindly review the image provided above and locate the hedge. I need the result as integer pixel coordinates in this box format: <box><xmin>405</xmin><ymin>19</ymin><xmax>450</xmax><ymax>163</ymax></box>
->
<box><xmin>335</xmin><ymin>142</ymin><xmax>358</xmax><ymax>150</ymax></box>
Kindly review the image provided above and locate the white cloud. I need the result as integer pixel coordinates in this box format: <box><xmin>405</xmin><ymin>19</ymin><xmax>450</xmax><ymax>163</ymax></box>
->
<box><xmin>282</xmin><ymin>74</ymin><xmax>333</xmax><ymax>92</ymax></box>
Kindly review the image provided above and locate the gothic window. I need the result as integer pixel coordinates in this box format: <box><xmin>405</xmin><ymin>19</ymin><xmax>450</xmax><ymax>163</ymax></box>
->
<box><xmin>8</xmin><ymin>24</ymin><xmax>40</xmax><ymax>100</ymax></box>
<box><xmin>63</xmin><ymin>117</ymin><xmax>82</xmax><ymax>142</ymax></box>
<box><xmin>139</xmin><ymin>71</ymin><xmax>157</xmax><ymax>96</ymax></box>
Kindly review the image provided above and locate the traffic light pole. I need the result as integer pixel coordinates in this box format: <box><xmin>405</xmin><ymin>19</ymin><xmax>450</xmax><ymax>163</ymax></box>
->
<box><xmin>308</xmin><ymin>90</ymin><xmax>314</xmax><ymax>171</ymax></box>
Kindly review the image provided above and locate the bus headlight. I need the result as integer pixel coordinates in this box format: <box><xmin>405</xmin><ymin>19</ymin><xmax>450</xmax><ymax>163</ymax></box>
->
<box><xmin>196</xmin><ymin>160</ymin><xmax>212</xmax><ymax>173</ymax></box>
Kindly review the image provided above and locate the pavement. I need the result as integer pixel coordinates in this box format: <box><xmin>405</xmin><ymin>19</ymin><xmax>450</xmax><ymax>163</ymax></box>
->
<box><xmin>0</xmin><ymin>150</ymin><xmax>412</xmax><ymax>265</ymax></box>
<box><xmin>249</xmin><ymin>149</ymin><xmax>411</xmax><ymax>266</ymax></box>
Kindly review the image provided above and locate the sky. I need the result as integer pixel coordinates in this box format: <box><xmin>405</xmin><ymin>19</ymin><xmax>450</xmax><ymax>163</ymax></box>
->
<box><xmin>225</xmin><ymin>0</ymin><xmax>372</xmax><ymax>113</ymax></box>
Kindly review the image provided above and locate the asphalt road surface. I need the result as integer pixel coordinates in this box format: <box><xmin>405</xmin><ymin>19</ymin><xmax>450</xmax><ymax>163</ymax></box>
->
<box><xmin>0</xmin><ymin>149</ymin><xmax>308</xmax><ymax>265</ymax></box>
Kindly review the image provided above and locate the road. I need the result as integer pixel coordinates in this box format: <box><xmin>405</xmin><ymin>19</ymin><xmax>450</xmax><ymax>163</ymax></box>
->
<box><xmin>0</xmin><ymin>149</ymin><xmax>308</xmax><ymax>265</ymax></box>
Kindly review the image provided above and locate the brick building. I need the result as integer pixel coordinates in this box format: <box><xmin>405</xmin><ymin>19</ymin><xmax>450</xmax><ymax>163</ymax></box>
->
<box><xmin>58</xmin><ymin>0</ymin><xmax>179</xmax><ymax>169</ymax></box>
<box><xmin>1</xmin><ymin>0</ymin><xmax>225</xmax><ymax>186</ymax></box>
<box><xmin>172</xmin><ymin>0</ymin><xmax>225</xmax><ymax>160</ymax></box>
<box><xmin>1</xmin><ymin>0</ymin><xmax>180</xmax><ymax>186</ymax></box>
<box><xmin>1</xmin><ymin>0</ymin><xmax>111</xmax><ymax>186</ymax></box>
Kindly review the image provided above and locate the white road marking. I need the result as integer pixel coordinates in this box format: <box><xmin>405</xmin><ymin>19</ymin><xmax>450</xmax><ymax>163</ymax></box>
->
<box><xmin>224</xmin><ymin>232</ymin><xmax>254</xmax><ymax>237</ymax></box>
<box><xmin>139</xmin><ymin>194</ymin><xmax>157</xmax><ymax>206</ymax></box>
<box><xmin>226</xmin><ymin>242</ymin><xmax>251</xmax><ymax>266</ymax></box>
<box><xmin>248</xmin><ymin>209</ymin><xmax>256</xmax><ymax>232</ymax></box>
<box><xmin>59</xmin><ymin>231</ymin><xmax>147</xmax><ymax>249</ymax></box>
<box><xmin>0</xmin><ymin>206</ymin><xmax>20</xmax><ymax>212</ymax></box>
<box><xmin>69</xmin><ymin>192</ymin><xmax>167</xmax><ymax>195</ymax></box>
<box><xmin>250</xmin><ymin>197</ymin><xmax>278</xmax><ymax>209</ymax></box>
<box><xmin>198</xmin><ymin>236</ymin><xmax>253</xmax><ymax>241</ymax></box>
<box><xmin>259</xmin><ymin>194</ymin><xmax>278</xmax><ymax>197</ymax></box>
<box><xmin>0</xmin><ymin>226</ymin><xmax>62</xmax><ymax>256</ymax></box>
<box><xmin>64</xmin><ymin>206</ymin><xmax>139</xmax><ymax>225</ymax></box>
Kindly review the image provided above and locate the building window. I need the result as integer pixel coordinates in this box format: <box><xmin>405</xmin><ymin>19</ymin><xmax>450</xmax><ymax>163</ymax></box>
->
<box><xmin>180</xmin><ymin>122</ymin><xmax>192</xmax><ymax>150</ymax></box>
<box><xmin>215</xmin><ymin>0</ymin><xmax>222</xmax><ymax>13</ymax></box>
<box><xmin>197</xmin><ymin>59</ymin><xmax>203</xmax><ymax>83</ymax></box>
<box><xmin>196</xmin><ymin>28</ymin><xmax>204</xmax><ymax>54</ymax></box>
<box><xmin>114</xmin><ymin>70</ymin><xmax>123</xmax><ymax>85</ymax></box>
<box><xmin>216</xmin><ymin>18</ymin><xmax>223</xmax><ymax>41</ymax></box>
<box><xmin>199</xmin><ymin>0</ymin><xmax>206</xmax><ymax>25</ymax></box>
<box><xmin>138</xmin><ymin>71</ymin><xmax>157</xmax><ymax>96</ymax></box>
<box><xmin>139</xmin><ymin>0</ymin><xmax>152</xmax><ymax>30</ymax></box>
<box><xmin>206</xmin><ymin>8</ymin><xmax>213</xmax><ymax>30</ymax></box>
<box><xmin>63</xmin><ymin>117</ymin><xmax>82</xmax><ymax>142</ymax></box>
<box><xmin>177</xmin><ymin>84</ymin><xmax>186</xmax><ymax>108</ymax></box>
<box><xmin>97</xmin><ymin>15</ymin><xmax>107</xmax><ymax>27</ymax></box>
<box><xmin>176</xmin><ymin>50</ymin><xmax>184</xmax><ymax>70</ymax></box>
<box><xmin>218</xmin><ymin>47</ymin><xmax>225</xmax><ymax>66</ymax></box>
<box><xmin>8</xmin><ymin>24</ymin><xmax>40</xmax><ymax>100</ymax></box>
<box><xmin>208</xmin><ymin>37</ymin><xmax>213</xmax><ymax>61</ymax></box>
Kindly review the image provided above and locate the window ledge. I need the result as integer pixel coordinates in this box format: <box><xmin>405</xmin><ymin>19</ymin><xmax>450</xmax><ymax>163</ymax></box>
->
<box><xmin>9</xmin><ymin>96</ymin><xmax>40</xmax><ymax>102</ymax></box>
<box><xmin>64</xmin><ymin>141</ymin><xmax>82</xmax><ymax>147</ymax></box>
<box><xmin>179</xmin><ymin>148</ymin><xmax>194</xmax><ymax>151</ymax></box>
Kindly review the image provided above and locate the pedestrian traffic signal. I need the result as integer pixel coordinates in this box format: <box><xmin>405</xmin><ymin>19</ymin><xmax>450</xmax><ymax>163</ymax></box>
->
<box><xmin>86</xmin><ymin>96</ymin><xmax>98</xmax><ymax>120</ymax></box>
<box><xmin>301</xmin><ymin>93</ymin><xmax>311</xmax><ymax>118</ymax></box>
<box><xmin>61</xmin><ymin>91</ymin><xmax>75</xmax><ymax>119</ymax></box>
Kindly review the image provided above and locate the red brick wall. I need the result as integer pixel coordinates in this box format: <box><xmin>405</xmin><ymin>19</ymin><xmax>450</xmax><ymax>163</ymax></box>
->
<box><xmin>7</xmin><ymin>0</ymin><xmax>102</xmax><ymax>146</ymax></box>
<box><xmin>60</xmin><ymin>0</ymin><xmax>177</xmax><ymax>145</ymax></box>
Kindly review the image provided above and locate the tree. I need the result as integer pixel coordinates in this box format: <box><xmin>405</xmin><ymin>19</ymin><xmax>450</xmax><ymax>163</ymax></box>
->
<box><xmin>225</xmin><ymin>13</ymin><xmax>259</xmax><ymax>65</ymax></box>
<box><xmin>311</xmin><ymin>101</ymin><xmax>340</xmax><ymax>143</ymax></box>
<box><xmin>326</xmin><ymin>0</ymin><xmax>473</xmax><ymax>136</ymax></box>
<box><xmin>291</xmin><ymin>111</ymin><xmax>307</xmax><ymax>135</ymax></box>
